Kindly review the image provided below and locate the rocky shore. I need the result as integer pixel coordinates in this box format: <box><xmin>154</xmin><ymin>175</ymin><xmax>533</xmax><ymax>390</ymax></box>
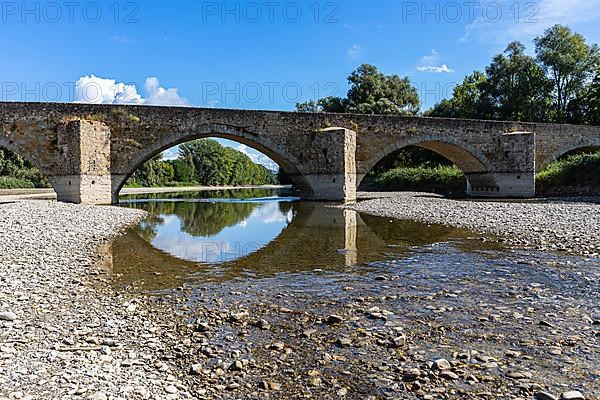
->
<box><xmin>348</xmin><ymin>192</ymin><xmax>600</xmax><ymax>257</ymax></box>
<box><xmin>0</xmin><ymin>201</ymin><xmax>193</xmax><ymax>399</ymax></box>
<box><xmin>1</xmin><ymin>198</ymin><xmax>598</xmax><ymax>399</ymax></box>
<box><xmin>154</xmin><ymin>246</ymin><xmax>599</xmax><ymax>400</ymax></box>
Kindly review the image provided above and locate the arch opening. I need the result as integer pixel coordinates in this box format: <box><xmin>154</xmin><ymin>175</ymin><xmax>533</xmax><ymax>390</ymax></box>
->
<box><xmin>0</xmin><ymin>144</ymin><xmax>53</xmax><ymax>191</ymax></box>
<box><xmin>359</xmin><ymin>139</ymin><xmax>498</xmax><ymax>197</ymax></box>
<box><xmin>116</xmin><ymin>133</ymin><xmax>312</xmax><ymax>200</ymax></box>
<box><xmin>536</xmin><ymin>145</ymin><xmax>600</xmax><ymax>196</ymax></box>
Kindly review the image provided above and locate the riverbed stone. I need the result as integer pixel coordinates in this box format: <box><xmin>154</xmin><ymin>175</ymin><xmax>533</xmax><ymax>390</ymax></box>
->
<box><xmin>560</xmin><ymin>391</ymin><xmax>585</xmax><ymax>400</ymax></box>
<box><xmin>433</xmin><ymin>359</ymin><xmax>451</xmax><ymax>370</ymax></box>
<box><xmin>0</xmin><ymin>311</ymin><xmax>17</xmax><ymax>321</ymax></box>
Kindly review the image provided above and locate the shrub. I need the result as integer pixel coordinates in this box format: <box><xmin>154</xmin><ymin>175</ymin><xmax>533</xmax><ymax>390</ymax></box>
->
<box><xmin>368</xmin><ymin>165</ymin><xmax>466</xmax><ymax>194</ymax></box>
<box><xmin>536</xmin><ymin>151</ymin><xmax>600</xmax><ymax>195</ymax></box>
<box><xmin>0</xmin><ymin>176</ymin><xmax>36</xmax><ymax>189</ymax></box>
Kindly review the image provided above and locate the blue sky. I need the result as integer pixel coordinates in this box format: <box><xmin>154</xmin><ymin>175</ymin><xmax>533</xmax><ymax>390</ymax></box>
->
<box><xmin>3</xmin><ymin>0</ymin><xmax>600</xmax><ymax>167</ymax></box>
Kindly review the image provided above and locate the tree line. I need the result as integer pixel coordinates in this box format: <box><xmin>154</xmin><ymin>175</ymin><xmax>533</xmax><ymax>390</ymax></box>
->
<box><xmin>126</xmin><ymin>138</ymin><xmax>277</xmax><ymax>188</ymax></box>
<box><xmin>297</xmin><ymin>24</ymin><xmax>600</xmax><ymax>125</ymax></box>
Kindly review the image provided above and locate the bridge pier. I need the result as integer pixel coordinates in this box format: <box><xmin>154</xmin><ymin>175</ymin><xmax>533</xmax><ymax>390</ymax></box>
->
<box><xmin>468</xmin><ymin>173</ymin><xmax>536</xmax><ymax>197</ymax></box>
<box><xmin>51</xmin><ymin>120</ymin><xmax>114</xmax><ymax>205</ymax></box>
<box><xmin>465</xmin><ymin>172</ymin><xmax>536</xmax><ymax>198</ymax></box>
<box><xmin>301</xmin><ymin>128</ymin><xmax>357</xmax><ymax>203</ymax></box>
<box><xmin>302</xmin><ymin>173</ymin><xmax>357</xmax><ymax>202</ymax></box>
<box><xmin>465</xmin><ymin>131</ymin><xmax>536</xmax><ymax>198</ymax></box>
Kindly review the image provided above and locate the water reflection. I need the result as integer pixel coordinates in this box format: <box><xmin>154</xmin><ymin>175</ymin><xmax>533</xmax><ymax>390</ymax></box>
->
<box><xmin>108</xmin><ymin>189</ymin><xmax>501</xmax><ymax>291</ymax></box>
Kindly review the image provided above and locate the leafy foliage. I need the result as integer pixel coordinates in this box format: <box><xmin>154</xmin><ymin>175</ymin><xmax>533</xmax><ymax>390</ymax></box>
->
<box><xmin>584</xmin><ymin>69</ymin><xmax>600</xmax><ymax>125</ymax></box>
<box><xmin>0</xmin><ymin>147</ymin><xmax>50</xmax><ymax>189</ymax></box>
<box><xmin>535</xmin><ymin>25</ymin><xmax>600</xmax><ymax>123</ymax></box>
<box><xmin>428</xmin><ymin>42</ymin><xmax>553</xmax><ymax>121</ymax></box>
<box><xmin>367</xmin><ymin>165</ymin><xmax>466</xmax><ymax>195</ymax></box>
<box><xmin>536</xmin><ymin>151</ymin><xmax>600</xmax><ymax>195</ymax></box>
<box><xmin>482</xmin><ymin>42</ymin><xmax>553</xmax><ymax>121</ymax></box>
<box><xmin>429</xmin><ymin>25</ymin><xmax>599</xmax><ymax>125</ymax></box>
<box><xmin>126</xmin><ymin>139</ymin><xmax>277</xmax><ymax>188</ymax></box>
<box><xmin>296</xmin><ymin>64</ymin><xmax>420</xmax><ymax>115</ymax></box>
<box><xmin>127</xmin><ymin>155</ymin><xmax>175</xmax><ymax>187</ymax></box>
<box><xmin>369</xmin><ymin>146</ymin><xmax>453</xmax><ymax>175</ymax></box>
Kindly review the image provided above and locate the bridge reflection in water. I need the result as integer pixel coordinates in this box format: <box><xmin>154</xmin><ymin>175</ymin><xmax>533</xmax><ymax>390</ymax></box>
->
<box><xmin>100</xmin><ymin>193</ymin><xmax>491</xmax><ymax>291</ymax></box>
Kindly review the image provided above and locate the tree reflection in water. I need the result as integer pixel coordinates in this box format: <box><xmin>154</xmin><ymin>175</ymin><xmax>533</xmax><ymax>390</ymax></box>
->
<box><xmin>110</xmin><ymin>192</ymin><xmax>500</xmax><ymax>292</ymax></box>
<box><xmin>120</xmin><ymin>189</ymin><xmax>295</xmax><ymax>263</ymax></box>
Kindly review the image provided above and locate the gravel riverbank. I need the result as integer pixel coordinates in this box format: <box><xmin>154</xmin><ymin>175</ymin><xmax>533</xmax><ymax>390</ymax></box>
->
<box><xmin>347</xmin><ymin>192</ymin><xmax>600</xmax><ymax>257</ymax></box>
<box><xmin>0</xmin><ymin>201</ymin><xmax>193</xmax><ymax>399</ymax></box>
<box><xmin>2</xmin><ymin>197</ymin><xmax>599</xmax><ymax>399</ymax></box>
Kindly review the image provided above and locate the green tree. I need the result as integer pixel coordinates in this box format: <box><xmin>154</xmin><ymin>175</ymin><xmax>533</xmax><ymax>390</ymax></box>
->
<box><xmin>128</xmin><ymin>154</ymin><xmax>175</xmax><ymax>187</ymax></box>
<box><xmin>584</xmin><ymin>69</ymin><xmax>600</xmax><ymax>125</ymax></box>
<box><xmin>427</xmin><ymin>71</ymin><xmax>489</xmax><ymax>119</ymax></box>
<box><xmin>178</xmin><ymin>139</ymin><xmax>275</xmax><ymax>186</ymax></box>
<box><xmin>0</xmin><ymin>147</ymin><xmax>49</xmax><ymax>189</ymax></box>
<box><xmin>482</xmin><ymin>41</ymin><xmax>552</xmax><ymax>121</ymax></box>
<box><xmin>171</xmin><ymin>157</ymin><xmax>197</xmax><ymax>183</ymax></box>
<box><xmin>296</xmin><ymin>64</ymin><xmax>420</xmax><ymax>115</ymax></box>
<box><xmin>534</xmin><ymin>24</ymin><xmax>600</xmax><ymax>122</ymax></box>
<box><xmin>346</xmin><ymin>64</ymin><xmax>420</xmax><ymax>115</ymax></box>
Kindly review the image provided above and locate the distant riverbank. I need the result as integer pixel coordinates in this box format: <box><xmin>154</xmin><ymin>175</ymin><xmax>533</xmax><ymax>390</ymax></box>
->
<box><xmin>0</xmin><ymin>185</ymin><xmax>291</xmax><ymax>202</ymax></box>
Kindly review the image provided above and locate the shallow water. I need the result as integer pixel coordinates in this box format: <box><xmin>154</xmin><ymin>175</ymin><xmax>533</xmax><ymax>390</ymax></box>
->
<box><xmin>109</xmin><ymin>188</ymin><xmax>511</xmax><ymax>290</ymax></box>
<box><xmin>105</xmin><ymin>189</ymin><xmax>600</xmax><ymax>398</ymax></box>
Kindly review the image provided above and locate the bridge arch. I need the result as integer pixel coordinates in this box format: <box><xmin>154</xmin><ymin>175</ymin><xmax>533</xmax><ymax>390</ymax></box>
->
<box><xmin>0</xmin><ymin>134</ymin><xmax>58</xmax><ymax>193</ymax></box>
<box><xmin>537</xmin><ymin>137</ymin><xmax>600</xmax><ymax>172</ymax></box>
<box><xmin>0</xmin><ymin>136</ymin><xmax>50</xmax><ymax>177</ymax></box>
<box><xmin>113</xmin><ymin>123</ymin><xmax>314</xmax><ymax>199</ymax></box>
<box><xmin>359</xmin><ymin>133</ymin><xmax>499</xmax><ymax>193</ymax></box>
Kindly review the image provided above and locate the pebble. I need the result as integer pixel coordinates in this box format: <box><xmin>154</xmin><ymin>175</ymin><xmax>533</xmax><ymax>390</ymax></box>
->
<box><xmin>0</xmin><ymin>311</ymin><xmax>17</xmax><ymax>321</ymax></box>
<box><xmin>433</xmin><ymin>359</ymin><xmax>451</xmax><ymax>370</ymax></box>
<box><xmin>165</xmin><ymin>385</ymin><xmax>178</xmax><ymax>394</ymax></box>
<box><xmin>195</xmin><ymin>322</ymin><xmax>211</xmax><ymax>332</ymax></box>
<box><xmin>327</xmin><ymin>315</ymin><xmax>344</xmax><ymax>324</ymax></box>
<box><xmin>560</xmin><ymin>391</ymin><xmax>585</xmax><ymax>400</ymax></box>
<box><xmin>89</xmin><ymin>392</ymin><xmax>107</xmax><ymax>400</ymax></box>
<box><xmin>440</xmin><ymin>371</ymin><xmax>459</xmax><ymax>380</ymax></box>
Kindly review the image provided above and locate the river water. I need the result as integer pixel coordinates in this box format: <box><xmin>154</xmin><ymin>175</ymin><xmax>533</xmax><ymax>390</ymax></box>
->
<box><xmin>105</xmin><ymin>189</ymin><xmax>600</xmax><ymax>398</ymax></box>
<box><xmin>109</xmin><ymin>188</ymin><xmax>509</xmax><ymax>290</ymax></box>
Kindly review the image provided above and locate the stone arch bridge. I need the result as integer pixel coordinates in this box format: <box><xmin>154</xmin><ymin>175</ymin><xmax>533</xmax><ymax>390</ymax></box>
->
<box><xmin>1</xmin><ymin>102</ymin><xmax>599</xmax><ymax>204</ymax></box>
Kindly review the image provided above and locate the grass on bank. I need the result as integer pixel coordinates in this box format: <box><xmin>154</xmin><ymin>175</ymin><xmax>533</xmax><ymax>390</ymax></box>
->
<box><xmin>536</xmin><ymin>152</ymin><xmax>600</xmax><ymax>195</ymax></box>
<box><xmin>364</xmin><ymin>151</ymin><xmax>600</xmax><ymax>196</ymax></box>
<box><xmin>363</xmin><ymin>165</ymin><xmax>466</xmax><ymax>195</ymax></box>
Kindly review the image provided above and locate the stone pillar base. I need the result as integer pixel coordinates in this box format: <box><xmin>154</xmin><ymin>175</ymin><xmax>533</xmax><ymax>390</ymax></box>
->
<box><xmin>51</xmin><ymin>175</ymin><xmax>113</xmax><ymax>205</ymax></box>
<box><xmin>302</xmin><ymin>174</ymin><xmax>357</xmax><ymax>203</ymax></box>
<box><xmin>467</xmin><ymin>172</ymin><xmax>535</xmax><ymax>198</ymax></box>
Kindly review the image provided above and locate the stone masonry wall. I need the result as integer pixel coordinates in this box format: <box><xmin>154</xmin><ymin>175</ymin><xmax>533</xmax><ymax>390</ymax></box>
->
<box><xmin>1</xmin><ymin>102</ymin><xmax>599</xmax><ymax>202</ymax></box>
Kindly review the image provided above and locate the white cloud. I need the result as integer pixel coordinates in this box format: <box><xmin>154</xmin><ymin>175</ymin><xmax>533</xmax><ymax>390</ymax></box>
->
<box><xmin>462</xmin><ymin>0</ymin><xmax>600</xmax><ymax>44</ymax></box>
<box><xmin>162</xmin><ymin>147</ymin><xmax>179</xmax><ymax>161</ymax></box>
<box><xmin>74</xmin><ymin>75</ymin><xmax>188</xmax><ymax>106</ymax></box>
<box><xmin>420</xmin><ymin>49</ymin><xmax>439</xmax><ymax>65</ymax></box>
<box><xmin>417</xmin><ymin>64</ymin><xmax>455</xmax><ymax>74</ymax></box>
<box><xmin>144</xmin><ymin>77</ymin><xmax>189</xmax><ymax>106</ymax></box>
<box><xmin>236</xmin><ymin>144</ymin><xmax>279</xmax><ymax>171</ymax></box>
<box><xmin>346</xmin><ymin>44</ymin><xmax>364</xmax><ymax>61</ymax></box>
<box><xmin>109</xmin><ymin>35</ymin><xmax>133</xmax><ymax>44</ymax></box>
